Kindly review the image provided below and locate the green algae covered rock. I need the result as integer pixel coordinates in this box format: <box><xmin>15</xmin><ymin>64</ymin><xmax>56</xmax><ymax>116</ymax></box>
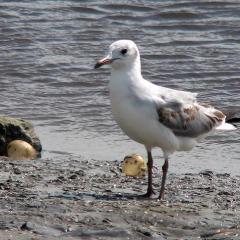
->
<box><xmin>0</xmin><ymin>116</ymin><xmax>42</xmax><ymax>158</ymax></box>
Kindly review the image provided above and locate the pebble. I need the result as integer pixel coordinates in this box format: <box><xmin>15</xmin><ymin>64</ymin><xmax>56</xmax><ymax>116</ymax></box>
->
<box><xmin>13</xmin><ymin>167</ymin><xmax>21</xmax><ymax>175</ymax></box>
<box><xmin>199</xmin><ymin>170</ymin><xmax>214</xmax><ymax>177</ymax></box>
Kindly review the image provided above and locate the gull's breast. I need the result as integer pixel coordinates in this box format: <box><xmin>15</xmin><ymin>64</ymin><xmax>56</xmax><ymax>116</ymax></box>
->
<box><xmin>110</xmin><ymin>92</ymin><xmax>179</xmax><ymax>151</ymax></box>
<box><xmin>111</xmin><ymin>94</ymin><xmax>150</xmax><ymax>143</ymax></box>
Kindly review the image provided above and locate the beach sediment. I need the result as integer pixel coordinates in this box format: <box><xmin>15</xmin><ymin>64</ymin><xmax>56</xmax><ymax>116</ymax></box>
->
<box><xmin>0</xmin><ymin>157</ymin><xmax>239</xmax><ymax>239</ymax></box>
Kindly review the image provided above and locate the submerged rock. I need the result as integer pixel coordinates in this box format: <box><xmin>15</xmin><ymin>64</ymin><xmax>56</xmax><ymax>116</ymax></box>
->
<box><xmin>0</xmin><ymin>116</ymin><xmax>42</xmax><ymax>158</ymax></box>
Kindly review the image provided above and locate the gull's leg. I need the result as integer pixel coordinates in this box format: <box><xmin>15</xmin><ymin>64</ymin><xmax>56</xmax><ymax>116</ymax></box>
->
<box><xmin>158</xmin><ymin>158</ymin><xmax>169</xmax><ymax>200</ymax></box>
<box><xmin>140</xmin><ymin>150</ymin><xmax>154</xmax><ymax>197</ymax></box>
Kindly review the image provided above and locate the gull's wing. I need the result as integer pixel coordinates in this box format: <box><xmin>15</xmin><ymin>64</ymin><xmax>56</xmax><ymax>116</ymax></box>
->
<box><xmin>154</xmin><ymin>93</ymin><xmax>225</xmax><ymax>138</ymax></box>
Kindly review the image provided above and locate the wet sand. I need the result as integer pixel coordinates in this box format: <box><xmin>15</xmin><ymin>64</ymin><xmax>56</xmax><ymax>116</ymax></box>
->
<box><xmin>0</xmin><ymin>157</ymin><xmax>239</xmax><ymax>240</ymax></box>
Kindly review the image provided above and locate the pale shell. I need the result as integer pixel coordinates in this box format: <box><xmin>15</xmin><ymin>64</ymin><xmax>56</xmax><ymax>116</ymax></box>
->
<box><xmin>7</xmin><ymin>140</ymin><xmax>37</xmax><ymax>160</ymax></box>
<box><xmin>122</xmin><ymin>154</ymin><xmax>147</xmax><ymax>177</ymax></box>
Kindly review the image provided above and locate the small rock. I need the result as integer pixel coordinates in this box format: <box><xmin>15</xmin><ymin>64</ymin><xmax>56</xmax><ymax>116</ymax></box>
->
<box><xmin>13</xmin><ymin>167</ymin><xmax>21</xmax><ymax>175</ymax></box>
<box><xmin>0</xmin><ymin>116</ymin><xmax>42</xmax><ymax>158</ymax></box>
<box><xmin>217</xmin><ymin>190</ymin><xmax>233</xmax><ymax>196</ymax></box>
<box><xmin>57</xmin><ymin>176</ymin><xmax>65</xmax><ymax>181</ymax></box>
<box><xmin>199</xmin><ymin>170</ymin><xmax>214</xmax><ymax>177</ymax></box>
<box><xmin>216</xmin><ymin>173</ymin><xmax>231</xmax><ymax>178</ymax></box>
<box><xmin>75</xmin><ymin>170</ymin><xmax>85</xmax><ymax>176</ymax></box>
<box><xmin>141</xmin><ymin>231</ymin><xmax>152</xmax><ymax>237</ymax></box>
<box><xmin>102</xmin><ymin>218</ymin><xmax>112</xmax><ymax>224</ymax></box>
<box><xmin>69</xmin><ymin>174</ymin><xmax>78</xmax><ymax>180</ymax></box>
<box><xmin>182</xmin><ymin>225</ymin><xmax>196</xmax><ymax>230</ymax></box>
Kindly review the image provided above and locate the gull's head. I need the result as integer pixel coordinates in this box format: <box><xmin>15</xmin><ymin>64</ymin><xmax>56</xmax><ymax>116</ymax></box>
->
<box><xmin>94</xmin><ymin>40</ymin><xmax>140</xmax><ymax>70</ymax></box>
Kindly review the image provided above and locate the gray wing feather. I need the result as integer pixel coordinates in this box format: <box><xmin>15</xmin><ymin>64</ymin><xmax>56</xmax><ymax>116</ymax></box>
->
<box><xmin>156</xmin><ymin>100</ymin><xmax>225</xmax><ymax>138</ymax></box>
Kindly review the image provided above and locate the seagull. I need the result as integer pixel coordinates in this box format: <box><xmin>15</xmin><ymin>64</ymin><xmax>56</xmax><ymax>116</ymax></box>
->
<box><xmin>94</xmin><ymin>40</ymin><xmax>237</xmax><ymax>200</ymax></box>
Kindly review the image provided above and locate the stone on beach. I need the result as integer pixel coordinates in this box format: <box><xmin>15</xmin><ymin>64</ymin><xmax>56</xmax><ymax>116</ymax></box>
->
<box><xmin>0</xmin><ymin>116</ymin><xmax>42</xmax><ymax>159</ymax></box>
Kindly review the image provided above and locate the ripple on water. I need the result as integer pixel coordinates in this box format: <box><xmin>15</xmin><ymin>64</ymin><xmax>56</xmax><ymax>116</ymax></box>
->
<box><xmin>0</xmin><ymin>0</ymin><xmax>239</xmax><ymax>173</ymax></box>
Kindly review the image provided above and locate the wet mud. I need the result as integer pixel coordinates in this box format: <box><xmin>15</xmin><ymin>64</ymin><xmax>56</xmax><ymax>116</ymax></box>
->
<box><xmin>0</xmin><ymin>157</ymin><xmax>239</xmax><ymax>240</ymax></box>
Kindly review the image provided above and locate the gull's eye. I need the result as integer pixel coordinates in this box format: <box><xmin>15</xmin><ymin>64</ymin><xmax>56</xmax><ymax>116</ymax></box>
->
<box><xmin>121</xmin><ymin>49</ymin><xmax>128</xmax><ymax>55</ymax></box>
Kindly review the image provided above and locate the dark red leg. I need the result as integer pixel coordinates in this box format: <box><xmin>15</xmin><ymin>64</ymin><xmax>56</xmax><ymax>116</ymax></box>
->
<box><xmin>141</xmin><ymin>150</ymin><xmax>154</xmax><ymax>197</ymax></box>
<box><xmin>158</xmin><ymin>158</ymin><xmax>168</xmax><ymax>200</ymax></box>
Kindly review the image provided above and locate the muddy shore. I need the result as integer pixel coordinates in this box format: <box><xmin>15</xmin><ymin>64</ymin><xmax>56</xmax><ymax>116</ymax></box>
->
<box><xmin>0</xmin><ymin>156</ymin><xmax>239</xmax><ymax>240</ymax></box>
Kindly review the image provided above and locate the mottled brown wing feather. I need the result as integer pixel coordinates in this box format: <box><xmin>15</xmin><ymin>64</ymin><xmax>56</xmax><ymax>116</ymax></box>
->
<box><xmin>157</xmin><ymin>103</ymin><xmax>225</xmax><ymax>137</ymax></box>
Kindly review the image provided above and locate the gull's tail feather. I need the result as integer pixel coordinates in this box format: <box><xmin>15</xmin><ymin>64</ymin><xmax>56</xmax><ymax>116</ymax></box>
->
<box><xmin>216</xmin><ymin>122</ymin><xmax>237</xmax><ymax>130</ymax></box>
<box><xmin>222</xmin><ymin>108</ymin><xmax>239</xmax><ymax>121</ymax></box>
<box><xmin>226</xmin><ymin>117</ymin><xmax>240</xmax><ymax>124</ymax></box>
<box><xmin>220</xmin><ymin>108</ymin><xmax>240</xmax><ymax>129</ymax></box>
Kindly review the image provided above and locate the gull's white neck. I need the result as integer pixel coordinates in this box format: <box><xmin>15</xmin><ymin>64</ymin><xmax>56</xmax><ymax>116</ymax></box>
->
<box><xmin>109</xmin><ymin>57</ymin><xmax>144</xmax><ymax>97</ymax></box>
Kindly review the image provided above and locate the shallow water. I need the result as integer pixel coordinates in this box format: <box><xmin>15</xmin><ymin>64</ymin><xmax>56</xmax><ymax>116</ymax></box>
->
<box><xmin>0</xmin><ymin>0</ymin><xmax>239</xmax><ymax>174</ymax></box>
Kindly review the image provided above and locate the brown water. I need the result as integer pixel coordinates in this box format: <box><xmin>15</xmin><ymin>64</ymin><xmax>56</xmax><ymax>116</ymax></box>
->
<box><xmin>0</xmin><ymin>1</ymin><xmax>239</xmax><ymax>174</ymax></box>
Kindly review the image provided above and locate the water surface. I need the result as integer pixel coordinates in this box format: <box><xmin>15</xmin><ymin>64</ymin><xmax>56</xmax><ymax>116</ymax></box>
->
<box><xmin>0</xmin><ymin>0</ymin><xmax>239</xmax><ymax>174</ymax></box>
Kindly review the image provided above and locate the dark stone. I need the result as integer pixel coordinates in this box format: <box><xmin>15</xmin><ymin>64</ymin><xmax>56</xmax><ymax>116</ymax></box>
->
<box><xmin>137</xmin><ymin>228</ymin><xmax>152</xmax><ymax>237</ymax></box>
<box><xmin>216</xmin><ymin>173</ymin><xmax>231</xmax><ymax>178</ymax></box>
<box><xmin>199</xmin><ymin>170</ymin><xmax>214</xmax><ymax>177</ymax></box>
<box><xmin>182</xmin><ymin>225</ymin><xmax>196</xmax><ymax>230</ymax></box>
<box><xmin>0</xmin><ymin>116</ymin><xmax>42</xmax><ymax>157</ymax></box>
<box><xmin>20</xmin><ymin>221</ymin><xmax>63</xmax><ymax>236</ymax></box>
<box><xmin>217</xmin><ymin>190</ymin><xmax>233</xmax><ymax>196</ymax></box>
<box><xmin>75</xmin><ymin>169</ymin><xmax>85</xmax><ymax>176</ymax></box>
<box><xmin>69</xmin><ymin>174</ymin><xmax>78</xmax><ymax>179</ymax></box>
<box><xmin>13</xmin><ymin>167</ymin><xmax>21</xmax><ymax>175</ymax></box>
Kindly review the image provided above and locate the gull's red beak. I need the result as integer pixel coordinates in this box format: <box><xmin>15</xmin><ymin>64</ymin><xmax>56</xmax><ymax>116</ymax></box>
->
<box><xmin>94</xmin><ymin>57</ymin><xmax>112</xmax><ymax>69</ymax></box>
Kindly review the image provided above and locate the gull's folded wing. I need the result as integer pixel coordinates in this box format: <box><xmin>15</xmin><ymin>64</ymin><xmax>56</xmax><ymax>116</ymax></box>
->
<box><xmin>155</xmin><ymin>96</ymin><xmax>225</xmax><ymax>138</ymax></box>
